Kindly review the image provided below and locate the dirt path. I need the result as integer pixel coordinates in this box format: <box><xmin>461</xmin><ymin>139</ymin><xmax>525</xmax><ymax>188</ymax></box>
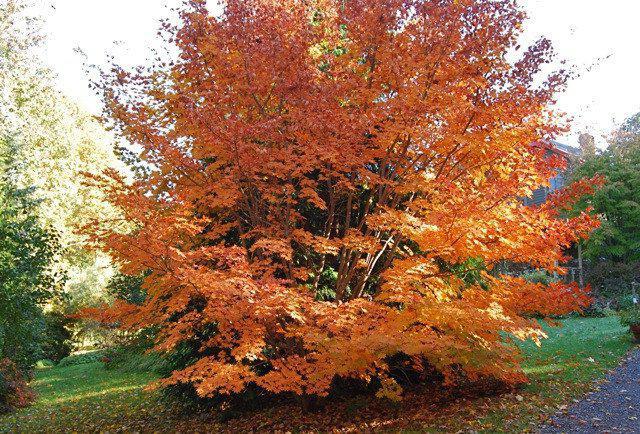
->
<box><xmin>540</xmin><ymin>349</ymin><xmax>640</xmax><ymax>433</ymax></box>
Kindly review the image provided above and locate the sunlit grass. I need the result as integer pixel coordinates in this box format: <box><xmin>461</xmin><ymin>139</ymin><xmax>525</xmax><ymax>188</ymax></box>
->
<box><xmin>521</xmin><ymin>316</ymin><xmax>633</xmax><ymax>387</ymax></box>
<box><xmin>470</xmin><ymin>316</ymin><xmax>636</xmax><ymax>431</ymax></box>
<box><xmin>30</xmin><ymin>362</ymin><xmax>157</xmax><ymax>405</ymax></box>
<box><xmin>523</xmin><ymin>363</ymin><xmax>565</xmax><ymax>375</ymax></box>
<box><xmin>0</xmin><ymin>362</ymin><xmax>162</xmax><ymax>432</ymax></box>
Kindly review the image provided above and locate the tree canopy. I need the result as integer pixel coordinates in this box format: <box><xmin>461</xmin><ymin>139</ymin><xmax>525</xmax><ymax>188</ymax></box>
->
<box><xmin>571</xmin><ymin>115</ymin><xmax>640</xmax><ymax>263</ymax></box>
<box><xmin>0</xmin><ymin>0</ymin><xmax>123</xmax><ymax>311</ymax></box>
<box><xmin>0</xmin><ymin>142</ymin><xmax>60</xmax><ymax>371</ymax></box>
<box><xmin>87</xmin><ymin>0</ymin><xmax>600</xmax><ymax>401</ymax></box>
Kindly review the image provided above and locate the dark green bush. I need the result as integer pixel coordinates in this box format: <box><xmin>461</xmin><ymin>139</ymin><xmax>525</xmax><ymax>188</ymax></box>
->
<box><xmin>102</xmin><ymin>330</ymin><xmax>167</xmax><ymax>374</ymax></box>
<box><xmin>41</xmin><ymin>311</ymin><xmax>73</xmax><ymax>363</ymax></box>
<box><xmin>586</xmin><ymin>261</ymin><xmax>640</xmax><ymax>311</ymax></box>
<box><xmin>58</xmin><ymin>350</ymin><xmax>105</xmax><ymax>367</ymax></box>
<box><xmin>314</xmin><ymin>267</ymin><xmax>338</xmax><ymax>301</ymax></box>
<box><xmin>618</xmin><ymin>308</ymin><xmax>640</xmax><ymax>327</ymax></box>
<box><xmin>35</xmin><ymin>360</ymin><xmax>54</xmax><ymax>369</ymax></box>
<box><xmin>107</xmin><ymin>272</ymin><xmax>148</xmax><ymax>306</ymax></box>
<box><xmin>103</xmin><ymin>346</ymin><xmax>167</xmax><ymax>373</ymax></box>
<box><xmin>522</xmin><ymin>270</ymin><xmax>557</xmax><ymax>285</ymax></box>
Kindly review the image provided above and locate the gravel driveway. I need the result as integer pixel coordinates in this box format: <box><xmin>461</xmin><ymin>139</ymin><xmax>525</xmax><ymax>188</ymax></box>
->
<box><xmin>540</xmin><ymin>349</ymin><xmax>640</xmax><ymax>433</ymax></box>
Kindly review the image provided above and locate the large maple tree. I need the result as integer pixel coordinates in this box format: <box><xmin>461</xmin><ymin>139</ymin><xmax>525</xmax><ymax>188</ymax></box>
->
<box><xmin>89</xmin><ymin>0</ymin><xmax>601</xmax><ymax>400</ymax></box>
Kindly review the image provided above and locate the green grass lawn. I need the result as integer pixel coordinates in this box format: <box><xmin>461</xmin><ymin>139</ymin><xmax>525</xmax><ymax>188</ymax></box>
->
<box><xmin>0</xmin><ymin>317</ymin><xmax>635</xmax><ymax>433</ymax></box>
<box><xmin>467</xmin><ymin>316</ymin><xmax>636</xmax><ymax>432</ymax></box>
<box><xmin>0</xmin><ymin>362</ymin><xmax>165</xmax><ymax>433</ymax></box>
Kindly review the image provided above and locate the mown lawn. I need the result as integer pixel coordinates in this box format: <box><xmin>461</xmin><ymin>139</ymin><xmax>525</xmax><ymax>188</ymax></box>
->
<box><xmin>0</xmin><ymin>362</ymin><xmax>167</xmax><ymax>433</ymax></box>
<box><xmin>468</xmin><ymin>316</ymin><xmax>636</xmax><ymax>432</ymax></box>
<box><xmin>0</xmin><ymin>317</ymin><xmax>635</xmax><ymax>433</ymax></box>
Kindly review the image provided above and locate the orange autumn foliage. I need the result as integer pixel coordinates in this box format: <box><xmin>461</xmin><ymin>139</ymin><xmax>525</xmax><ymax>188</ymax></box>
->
<box><xmin>87</xmin><ymin>0</ymin><xmax>601</xmax><ymax>401</ymax></box>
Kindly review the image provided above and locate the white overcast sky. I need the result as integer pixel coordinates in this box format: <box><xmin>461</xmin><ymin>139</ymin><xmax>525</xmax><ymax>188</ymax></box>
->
<box><xmin>35</xmin><ymin>0</ymin><xmax>640</xmax><ymax>148</ymax></box>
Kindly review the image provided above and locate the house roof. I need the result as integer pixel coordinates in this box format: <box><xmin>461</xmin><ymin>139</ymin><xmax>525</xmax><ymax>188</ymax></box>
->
<box><xmin>531</xmin><ymin>139</ymin><xmax>580</xmax><ymax>158</ymax></box>
<box><xmin>549</xmin><ymin>140</ymin><xmax>580</xmax><ymax>157</ymax></box>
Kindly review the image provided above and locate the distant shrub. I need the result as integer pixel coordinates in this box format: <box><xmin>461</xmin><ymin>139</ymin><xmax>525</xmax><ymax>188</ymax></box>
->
<box><xmin>58</xmin><ymin>350</ymin><xmax>105</xmax><ymax>367</ymax></box>
<box><xmin>0</xmin><ymin>182</ymin><xmax>62</xmax><ymax>373</ymax></box>
<box><xmin>618</xmin><ymin>308</ymin><xmax>640</xmax><ymax>327</ymax></box>
<box><xmin>581</xmin><ymin>301</ymin><xmax>612</xmax><ymax>318</ymax></box>
<box><xmin>0</xmin><ymin>358</ymin><xmax>35</xmax><ymax>414</ymax></box>
<box><xmin>102</xmin><ymin>329</ymin><xmax>167</xmax><ymax>373</ymax></box>
<box><xmin>107</xmin><ymin>272</ymin><xmax>148</xmax><ymax>306</ymax></box>
<box><xmin>35</xmin><ymin>360</ymin><xmax>54</xmax><ymax>369</ymax></box>
<box><xmin>584</xmin><ymin>295</ymin><xmax>637</xmax><ymax>318</ymax></box>
<box><xmin>41</xmin><ymin>311</ymin><xmax>74</xmax><ymax>363</ymax></box>
<box><xmin>521</xmin><ymin>270</ymin><xmax>557</xmax><ymax>286</ymax></box>
<box><xmin>103</xmin><ymin>346</ymin><xmax>167</xmax><ymax>373</ymax></box>
<box><xmin>587</xmin><ymin>261</ymin><xmax>640</xmax><ymax>302</ymax></box>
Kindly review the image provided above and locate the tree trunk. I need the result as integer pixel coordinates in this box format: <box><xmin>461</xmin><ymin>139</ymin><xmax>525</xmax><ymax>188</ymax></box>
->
<box><xmin>577</xmin><ymin>242</ymin><xmax>584</xmax><ymax>289</ymax></box>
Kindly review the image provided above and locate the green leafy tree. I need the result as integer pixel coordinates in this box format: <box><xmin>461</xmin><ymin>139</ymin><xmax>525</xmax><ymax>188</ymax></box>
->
<box><xmin>0</xmin><ymin>0</ymin><xmax>124</xmax><ymax>312</ymax></box>
<box><xmin>40</xmin><ymin>311</ymin><xmax>74</xmax><ymax>363</ymax></box>
<box><xmin>0</xmin><ymin>140</ymin><xmax>61</xmax><ymax>371</ymax></box>
<box><xmin>571</xmin><ymin>115</ymin><xmax>640</xmax><ymax>263</ymax></box>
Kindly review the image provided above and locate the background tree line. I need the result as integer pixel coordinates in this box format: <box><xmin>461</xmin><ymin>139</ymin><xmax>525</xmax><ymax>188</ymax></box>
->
<box><xmin>571</xmin><ymin>116</ymin><xmax>640</xmax><ymax>310</ymax></box>
<box><xmin>0</xmin><ymin>0</ymin><xmax>123</xmax><ymax>411</ymax></box>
